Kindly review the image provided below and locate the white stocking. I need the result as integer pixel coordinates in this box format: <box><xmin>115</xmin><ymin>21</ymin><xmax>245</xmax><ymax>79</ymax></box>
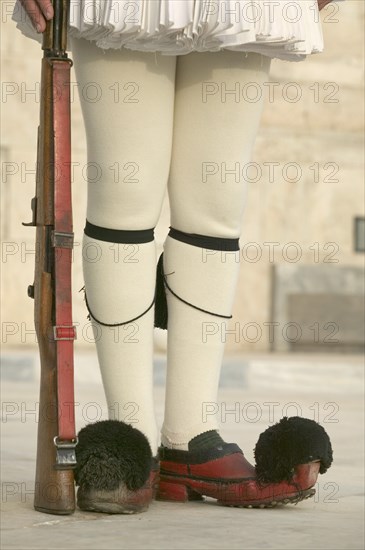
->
<box><xmin>161</xmin><ymin>51</ymin><xmax>271</xmax><ymax>449</ymax></box>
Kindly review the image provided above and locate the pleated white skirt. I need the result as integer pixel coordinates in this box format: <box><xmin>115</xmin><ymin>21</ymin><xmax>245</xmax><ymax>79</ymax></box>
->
<box><xmin>12</xmin><ymin>0</ymin><xmax>325</xmax><ymax>62</ymax></box>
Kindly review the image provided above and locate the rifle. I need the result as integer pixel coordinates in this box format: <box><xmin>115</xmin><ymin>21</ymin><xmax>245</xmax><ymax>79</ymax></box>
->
<box><xmin>23</xmin><ymin>0</ymin><xmax>77</xmax><ymax>514</ymax></box>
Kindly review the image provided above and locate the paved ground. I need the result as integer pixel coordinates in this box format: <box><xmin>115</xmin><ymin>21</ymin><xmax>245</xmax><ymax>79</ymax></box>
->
<box><xmin>1</xmin><ymin>349</ymin><xmax>364</xmax><ymax>550</ymax></box>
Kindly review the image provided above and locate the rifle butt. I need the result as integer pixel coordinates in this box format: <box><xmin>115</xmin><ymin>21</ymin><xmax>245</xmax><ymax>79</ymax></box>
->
<box><xmin>33</xmin><ymin>270</ymin><xmax>75</xmax><ymax>515</ymax></box>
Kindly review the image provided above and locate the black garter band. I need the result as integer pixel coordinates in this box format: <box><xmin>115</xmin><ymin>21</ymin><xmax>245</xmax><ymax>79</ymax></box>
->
<box><xmin>154</xmin><ymin>228</ymin><xmax>240</xmax><ymax>330</ymax></box>
<box><xmin>168</xmin><ymin>227</ymin><xmax>239</xmax><ymax>251</ymax></box>
<box><xmin>84</xmin><ymin>220</ymin><xmax>154</xmax><ymax>243</ymax></box>
<box><xmin>82</xmin><ymin>221</ymin><xmax>155</xmax><ymax>326</ymax></box>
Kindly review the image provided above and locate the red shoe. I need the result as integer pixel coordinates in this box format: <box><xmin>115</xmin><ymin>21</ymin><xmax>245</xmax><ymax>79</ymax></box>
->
<box><xmin>156</xmin><ymin>443</ymin><xmax>319</xmax><ymax>508</ymax></box>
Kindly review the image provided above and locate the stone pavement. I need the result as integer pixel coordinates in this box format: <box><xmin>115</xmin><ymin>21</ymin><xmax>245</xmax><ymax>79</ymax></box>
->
<box><xmin>1</xmin><ymin>350</ymin><xmax>364</xmax><ymax>550</ymax></box>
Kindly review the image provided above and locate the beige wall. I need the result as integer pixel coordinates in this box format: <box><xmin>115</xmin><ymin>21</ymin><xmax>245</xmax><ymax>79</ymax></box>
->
<box><xmin>1</xmin><ymin>0</ymin><xmax>364</xmax><ymax>352</ymax></box>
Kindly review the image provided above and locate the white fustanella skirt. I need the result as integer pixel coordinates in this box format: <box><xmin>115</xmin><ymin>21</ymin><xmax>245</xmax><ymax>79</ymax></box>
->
<box><xmin>12</xmin><ymin>0</ymin><xmax>327</xmax><ymax>62</ymax></box>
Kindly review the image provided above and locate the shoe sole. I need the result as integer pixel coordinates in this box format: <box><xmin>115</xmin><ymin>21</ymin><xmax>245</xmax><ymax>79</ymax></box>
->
<box><xmin>77</xmin><ymin>498</ymin><xmax>148</xmax><ymax>514</ymax></box>
<box><xmin>157</xmin><ymin>475</ymin><xmax>317</xmax><ymax>508</ymax></box>
<box><xmin>218</xmin><ymin>487</ymin><xmax>316</xmax><ymax>508</ymax></box>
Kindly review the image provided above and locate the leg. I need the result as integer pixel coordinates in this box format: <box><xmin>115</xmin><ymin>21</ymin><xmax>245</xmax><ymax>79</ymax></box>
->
<box><xmin>70</xmin><ymin>37</ymin><xmax>177</xmax><ymax>455</ymax></box>
<box><xmin>157</xmin><ymin>50</ymin><xmax>331</xmax><ymax>508</ymax></box>
<box><xmin>161</xmin><ymin>50</ymin><xmax>271</xmax><ymax>449</ymax></box>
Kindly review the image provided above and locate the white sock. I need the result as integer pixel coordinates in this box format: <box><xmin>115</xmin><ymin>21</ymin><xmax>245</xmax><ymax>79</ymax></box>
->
<box><xmin>161</xmin><ymin>50</ymin><xmax>271</xmax><ymax>450</ymax></box>
<box><xmin>82</xmin><ymin>231</ymin><xmax>158</xmax><ymax>454</ymax></box>
<box><xmin>70</xmin><ymin>37</ymin><xmax>176</xmax><ymax>456</ymax></box>
<box><xmin>161</xmin><ymin>232</ymin><xmax>241</xmax><ymax>449</ymax></box>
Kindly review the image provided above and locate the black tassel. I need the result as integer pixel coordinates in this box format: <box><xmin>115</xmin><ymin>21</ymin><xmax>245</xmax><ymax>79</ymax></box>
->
<box><xmin>254</xmin><ymin>416</ymin><xmax>333</xmax><ymax>484</ymax></box>
<box><xmin>154</xmin><ymin>252</ymin><xmax>168</xmax><ymax>330</ymax></box>
<box><xmin>74</xmin><ymin>420</ymin><xmax>152</xmax><ymax>491</ymax></box>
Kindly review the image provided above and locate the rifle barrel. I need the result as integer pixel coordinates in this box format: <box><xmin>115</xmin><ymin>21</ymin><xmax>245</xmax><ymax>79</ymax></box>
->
<box><xmin>43</xmin><ymin>0</ymin><xmax>69</xmax><ymax>57</ymax></box>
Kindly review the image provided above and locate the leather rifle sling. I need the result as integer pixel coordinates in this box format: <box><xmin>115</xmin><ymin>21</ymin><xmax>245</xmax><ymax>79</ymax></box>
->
<box><xmin>52</xmin><ymin>57</ymin><xmax>77</xmax><ymax>453</ymax></box>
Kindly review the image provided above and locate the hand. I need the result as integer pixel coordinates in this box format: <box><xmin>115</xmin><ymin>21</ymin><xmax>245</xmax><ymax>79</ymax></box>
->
<box><xmin>317</xmin><ymin>0</ymin><xmax>334</xmax><ymax>11</ymax></box>
<box><xmin>20</xmin><ymin>0</ymin><xmax>54</xmax><ymax>33</ymax></box>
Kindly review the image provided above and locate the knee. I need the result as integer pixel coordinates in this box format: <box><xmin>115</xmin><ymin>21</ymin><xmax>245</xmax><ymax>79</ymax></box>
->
<box><xmin>87</xmin><ymin>183</ymin><xmax>165</xmax><ymax>231</ymax></box>
<box><xmin>169</xmin><ymin>215</ymin><xmax>242</xmax><ymax>241</ymax></box>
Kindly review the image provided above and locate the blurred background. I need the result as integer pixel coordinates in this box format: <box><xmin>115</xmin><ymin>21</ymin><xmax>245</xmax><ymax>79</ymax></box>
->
<box><xmin>1</xmin><ymin>0</ymin><xmax>364</xmax><ymax>370</ymax></box>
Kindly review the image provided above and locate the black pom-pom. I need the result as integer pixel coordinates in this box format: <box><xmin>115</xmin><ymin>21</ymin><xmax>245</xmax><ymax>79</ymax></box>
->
<box><xmin>254</xmin><ymin>416</ymin><xmax>333</xmax><ymax>484</ymax></box>
<box><xmin>154</xmin><ymin>252</ymin><xmax>168</xmax><ymax>330</ymax></box>
<box><xmin>74</xmin><ymin>420</ymin><xmax>152</xmax><ymax>491</ymax></box>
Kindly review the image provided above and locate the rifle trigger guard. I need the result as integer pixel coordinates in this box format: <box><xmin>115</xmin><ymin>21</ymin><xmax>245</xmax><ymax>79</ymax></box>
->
<box><xmin>54</xmin><ymin>436</ymin><xmax>78</xmax><ymax>470</ymax></box>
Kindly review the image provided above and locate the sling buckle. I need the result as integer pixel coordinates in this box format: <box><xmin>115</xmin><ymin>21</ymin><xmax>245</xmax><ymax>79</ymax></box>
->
<box><xmin>54</xmin><ymin>436</ymin><xmax>78</xmax><ymax>469</ymax></box>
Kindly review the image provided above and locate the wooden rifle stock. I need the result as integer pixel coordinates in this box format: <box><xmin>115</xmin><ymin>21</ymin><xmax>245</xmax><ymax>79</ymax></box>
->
<box><xmin>23</xmin><ymin>0</ymin><xmax>77</xmax><ymax>515</ymax></box>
